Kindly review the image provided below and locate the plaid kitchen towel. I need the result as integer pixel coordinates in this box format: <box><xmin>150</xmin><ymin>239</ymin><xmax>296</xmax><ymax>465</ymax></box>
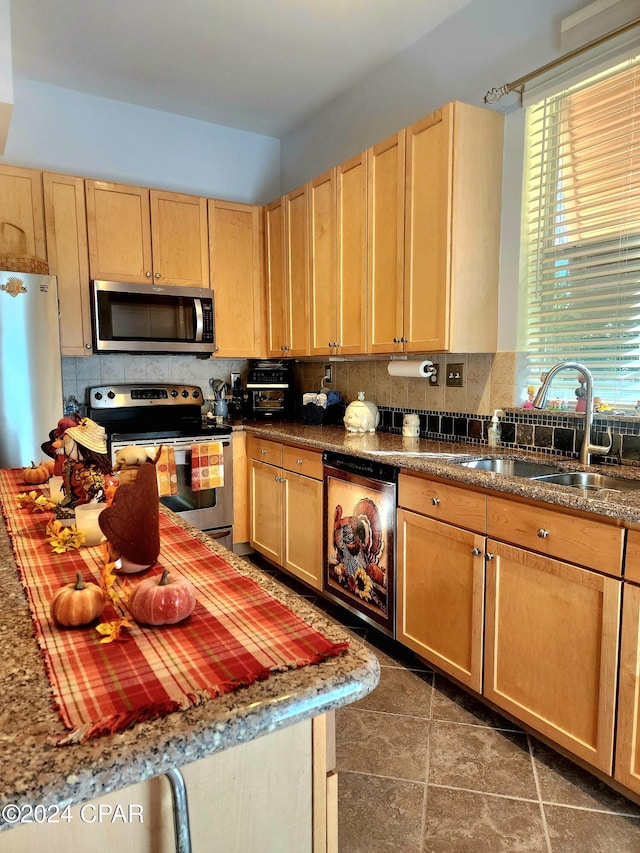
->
<box><xmin>146</xmin><ymin>445</ymin><xmax>178</xmax><ymax>496</ymax></box>
<box><xmin>0</xmin><ymin>469</ymin><xmax>348</xmax><ymax>744</ymax></box>
<box><xmin>191</xmin><ymin>441</ymin><xmax>224</xmax><ymax>491</ymax></box>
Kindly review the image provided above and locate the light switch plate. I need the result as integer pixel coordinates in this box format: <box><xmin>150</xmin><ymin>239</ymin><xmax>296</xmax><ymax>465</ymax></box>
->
<box><xmin>446</xmin><ymin>363</ymin><xmax>464</xmax><ymax>387</ymax></box>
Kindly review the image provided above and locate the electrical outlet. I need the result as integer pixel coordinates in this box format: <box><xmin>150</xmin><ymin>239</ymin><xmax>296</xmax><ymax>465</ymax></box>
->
<box><xmin>324</xmin><ymin>364</ymin><xmax>332</xmax><ymax>384</ymax></box>
<box><xmin>446</xmin><ymin>363</ymin><xmax>464</xmax><ymax>387</ymax></box>
<box><xmin>430</xmin><ymin>363</ymin><xmax>440</xmax><ymax>386</ymax></box>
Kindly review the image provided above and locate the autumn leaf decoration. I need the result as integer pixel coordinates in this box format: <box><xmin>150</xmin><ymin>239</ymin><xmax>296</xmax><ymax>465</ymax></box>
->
<box><xmin>95</xmin><ymin>544</ymin><xmax>132</xmax><ymax>644</ymax></box>
<box><xmin>16</xmin><ymin>491</ymin><xmax>56</xmax><ymax>513</ymax></box>
<box><xmin>45</xmin><ymin>519</ymin><xmax>85</xmax><ymax>553</ymax></box>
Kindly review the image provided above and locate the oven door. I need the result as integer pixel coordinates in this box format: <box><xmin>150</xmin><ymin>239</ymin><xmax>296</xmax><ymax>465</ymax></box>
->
<box><xmin>323</xmin><ymin>454</ymin><xmax>397</xmax><ymax>637</ymax></box>
<box><xmin>110</xmin><ymin>435</ymin><xmax>233</xmax><ymax>536</ymax></box>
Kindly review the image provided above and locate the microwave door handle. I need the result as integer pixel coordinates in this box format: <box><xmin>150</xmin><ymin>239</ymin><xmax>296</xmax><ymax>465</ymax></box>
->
<box><xmin>194</xmin><ymin>299</ymin><xmax>204</xmax><ymax>342</ymax></box>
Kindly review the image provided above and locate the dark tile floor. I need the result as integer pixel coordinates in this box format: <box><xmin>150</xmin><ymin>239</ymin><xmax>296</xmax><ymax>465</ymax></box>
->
<box><xmin>251</xmin><ymin>558</ymin><xmax>640</xmax><ymax>852</ymax></box>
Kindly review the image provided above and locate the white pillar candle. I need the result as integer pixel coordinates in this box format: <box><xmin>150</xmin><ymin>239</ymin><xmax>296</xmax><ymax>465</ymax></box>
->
<box><xmin>48</xmin><ymin>476</ymin><xmax>65</xmax><ymax>505</ymax></box>
<box><xmin>74</xmin><ymin>503</ymin><xmax>106</xmax><ymax>547</ymax></box>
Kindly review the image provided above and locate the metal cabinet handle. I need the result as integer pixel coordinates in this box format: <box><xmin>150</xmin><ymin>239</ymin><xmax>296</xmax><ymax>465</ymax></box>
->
<box><xmin>471</xmin><ymin>547</ymin><xmax>482</xmax><ymax>556</ymax></box>
<box><xmin>296</xmin><ymin>459</ymin><xmax>303</xmax><ymax>465</ymax></box>
<box><xmin>486</xmin><ymin>552</ymin><xmax>495</xmax><ymax>560</ymax></box>
<box><xmin>85</xmin><ymin>343</ymin><xmax>92</xmax><ymax>349</ymax></box>
<box><xmin>146</xmin><ymin>271</ymin><xmax>152</xmax><ymax>277</ymax></box>
<box><xmin>401</xmin><ymin>336</ymin><xmax>408</xmax><ymax>343</ymax></box>
<box><xmin>537</xmin><ymin>528</ymin><xmax>549</xmax><ymax>539</ymax></box>
<box><xmin>260</xmin><ymin>448</ymin><xmax>267</xmax><ymax>454</ymax></box>
<box><xmin>393</xmin><ymin>337</ymin><xmax>400</xmax><ymax>343</ymax></box>
<box><xmin>431</xmin><ymin>497</ymin><xmax>440</xmax><ymax>506</ymax></box>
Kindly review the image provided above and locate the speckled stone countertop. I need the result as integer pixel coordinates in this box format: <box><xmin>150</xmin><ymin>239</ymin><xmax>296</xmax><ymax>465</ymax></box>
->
<box><xmin>245</xmin><ymin>422</ymin><xmax>640</xmax><ymax>525</ymax></box>
<box><xmin>0</xmin><ymin>505</ymin><xmax>379</xmax><ymax>824</ymax></box>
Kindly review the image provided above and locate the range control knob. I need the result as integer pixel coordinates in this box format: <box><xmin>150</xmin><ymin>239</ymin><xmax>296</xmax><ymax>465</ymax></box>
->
<box><xmin>107</xmin><ymin>391</ymin><xmax>115</xmax><ymax>400</ymax></box>
<box><xmin>192</xmin><ymin>389</ymin><xmax>200</xmax><ymax>398</ymax></box>
<box><xmin>93</xmin><ymin>391</ymin><xmax>103</xmax><ymax>401</ymax></box>
<box><xmin>170</xmin><ymin>389</ymin><xmax>178</xmax><ymax>398</ymax></box>
<box><xmin>181</xmin><ymin>389</ymin><xmax>189</xmax><ymax>398</ymax></box>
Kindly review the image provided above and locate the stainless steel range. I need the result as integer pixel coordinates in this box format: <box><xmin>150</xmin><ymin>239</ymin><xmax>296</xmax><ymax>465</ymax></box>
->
<box><xmin>88</xmin><ymin>383</ymin><xmax>234</xmax><ymax>548</ymax></box>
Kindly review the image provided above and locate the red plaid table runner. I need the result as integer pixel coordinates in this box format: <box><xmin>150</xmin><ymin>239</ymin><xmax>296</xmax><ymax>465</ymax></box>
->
<box><xmin>0</xmin><ymin>469</ymin><xmax>347</xmax><ymax>744</ymax></box>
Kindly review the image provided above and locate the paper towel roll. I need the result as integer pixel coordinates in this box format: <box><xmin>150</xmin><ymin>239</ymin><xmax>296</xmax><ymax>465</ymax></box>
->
<box><xmin>387</xmin><ymin>360</ymin><xmax>434</xmax><ymax>378</ymax></box>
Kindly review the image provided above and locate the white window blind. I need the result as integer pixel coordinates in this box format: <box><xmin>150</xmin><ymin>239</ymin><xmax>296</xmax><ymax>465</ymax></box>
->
<box><xmin>523</xmin><ymin>55</ymin><xmax>640</xmax><ymax>407</ymax></box>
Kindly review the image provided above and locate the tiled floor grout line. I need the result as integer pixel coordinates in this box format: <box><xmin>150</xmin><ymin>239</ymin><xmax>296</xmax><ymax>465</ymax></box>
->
<box><xmin>528</xmin><ymin>733</ymin><xmax>553</xmax><ymax>853</ymax></box>
<box><xmin>418</xmin><ymin>677</ymin><xmax>437</xmax><ymax>853</ymax></box>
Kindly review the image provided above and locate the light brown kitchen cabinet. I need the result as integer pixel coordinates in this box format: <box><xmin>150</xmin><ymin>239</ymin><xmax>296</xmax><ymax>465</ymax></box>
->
<box><xmin>265</xmin><ymin>186</ymin><xmax>310</xmax><ymax>357</ymax></box>
<box><xmin>85</xmin><ymin>180</ymin><xmax>209</xmax><ymax>288</ymax></box>
<box><xmin>42</xmin><ymin>172</ymin><xmax>92</xmax><ymax>356</ymax></box>
<box><xmin>367</xmin><ymin>131</ymin><xmax>406</xmax><ymax>354</ymax></box>
<box><xmin>397</xmin><ymin>473</ymin><xmax>487</xmax><ymax>691</ymax></box>
<box><xmin>208</xmin><ymin>199</ymin><xmax>264</xmax><ymax>358</ymax></box>
<box><xmin>368</xmin><ymin>102</ymin><xmax>503</xmax><ymax>354</ymax></box>
<box><xmin>484</xmin><ymin>538</ymin><xmax>620</xmax><ymax>773</ymax></box>
<box><xmin>248</xmin><ymin>436</ymin><xmax>323</xmax><ymax>590</ymax></box>
<box><xmin>0</xmin><ymin>164</ymin><xmax>47</xmax><ymax>266</ymax></box>
<box><xmin>397</xmin><ymin>508</ymin><xmax>485</xmax><ymax>691</ymax></box>
<box><xmin>309</xmin><ymin>156</ymin><xmax>367</xmax><ymax>357</ymax></box>
<box><xmin>615</xmin><ymin>581</ymin><xmax>640</xmax><ymax>794</ymax></box>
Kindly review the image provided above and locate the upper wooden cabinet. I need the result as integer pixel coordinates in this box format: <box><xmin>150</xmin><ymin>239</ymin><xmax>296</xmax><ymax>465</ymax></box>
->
<box><xmin>367</xmin><ymin>131</ymin><xmax>406</xmax><ymax>354</ymax></box>
<box><xmin>85</xmin><ymin>180</ymin><xmax>209</xmax><ymax>288</ymax></box>
<box><xmin>368</xmin><ymin>102</ymin><xmax>503</xmax><ymax>354</ymax></box>
<box><xmin>208</xmin><ymin>199</ymin><xmax>264</xmax><ymax>358</ymax></box>
<box><xmin>0</xmin><ymin>165</ymin><xmax>47</xmax><ymax>267</ymax></box>
<box><xmin>309</xmin><ymin>156</ymin><xmax>368</xmax><ymax>357</ymax></box>
<box><xmin>265</xmin><ymin>185</ymin><xmax>310</xmax><ymax>357</ymax></box>
<box><xmin>43</xmin><ymin>172</ymin><xmax>93</xmax><ymax>356</ymax></box>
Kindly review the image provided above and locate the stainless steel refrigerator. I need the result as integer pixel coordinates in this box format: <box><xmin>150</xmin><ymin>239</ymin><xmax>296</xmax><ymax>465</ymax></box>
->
<box><xmin>0</xmin><ymin>271</ymin><xmax>64</xmax><ymax>468</ymax></box>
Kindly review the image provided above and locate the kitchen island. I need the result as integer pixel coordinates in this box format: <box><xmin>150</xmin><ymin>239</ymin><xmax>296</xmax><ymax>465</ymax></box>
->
<box><xmin>0</xmin><ymin>495</ymin><xmax>379</xmax><ymax>852</ymax></box>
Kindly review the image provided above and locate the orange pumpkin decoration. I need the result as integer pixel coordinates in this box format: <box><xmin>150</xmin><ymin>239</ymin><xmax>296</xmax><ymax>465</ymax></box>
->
<box><xmin>22</xmin><ymin>460</ymin><xmax>50</xmax><ymax>485</ymax></box>
<box><xmin>50</xmin><ymin>572</ymin><xmax>106</xmax><ymax>628</ymax></box>
<box><xmin>40</xmin><ymin>459</ymin><xmax>56</xmax><ymax>476</ymax></box>
<box><xmin>128</xmin><ymin>569</ymin><xmax>196</xmax><ymax>626</ymax></box>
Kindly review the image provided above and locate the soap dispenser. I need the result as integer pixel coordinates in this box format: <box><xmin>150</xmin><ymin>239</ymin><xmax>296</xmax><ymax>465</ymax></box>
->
<box><xmin>488</xmin><ymin>409</ymin><xmax>503</xmax><ymax>448</ymax></box>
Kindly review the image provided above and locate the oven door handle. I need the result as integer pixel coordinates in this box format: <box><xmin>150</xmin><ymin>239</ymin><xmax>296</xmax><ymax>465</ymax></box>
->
<box><xmin>194</xmin><ymin>299</ymin><xmax>204</xmax><ymax>343</ymax></box>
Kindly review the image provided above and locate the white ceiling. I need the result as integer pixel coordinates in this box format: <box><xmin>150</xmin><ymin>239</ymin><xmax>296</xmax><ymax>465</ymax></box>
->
<box><xmin>10</xmin><ymin>0</ymin><xmax>470</xmax><ymax>138</ymax></box>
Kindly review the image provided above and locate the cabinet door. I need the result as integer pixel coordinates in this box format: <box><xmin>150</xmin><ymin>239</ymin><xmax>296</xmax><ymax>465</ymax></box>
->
<box><xmin>308</xmin><ymin>170</ymin><xmax>337</xmax><ymax>357</ymax></box>
<box><xmin>0</xmin><ymin>165</ymin><xmax>46</xmax><ymax>263</ymax></box>
<box><xmin>265</xmin><ymin>197</ymin><xmax>287</xmax><ymax>356</ymax></box>
<box><xmin>336</xmin><ymin>153</ymin><xmax>367</xmax><ymax>356</ymax></box>
<box><xmin>43</xmin><ymin>172</ymin><xmax>92</xmax><ymax>356</ymax></box>
<box><xmin>282</xmin><ymin>470</ymin><xmax>323</xmax><ymax>590</ymax></box>
<box><xmin>484</xmin><ymin>539</ymin><xmax>620</xmax><ymax>773</ymax></box>
<box><xmin>86</xmin><ymin>180</ymin><xmax>152</xmax><ymax>283</ymax></box>
<box><xmin>249</xmin><ymin>459</ymin><xmax>283</xmax><ymax>564</ymax></box>
<box><xmin>615</xmin><ymin>582</ymin><xmax>640</xmax><ymax>795</ymax></box>
<box><xmin>209</xmin><ymin>199</ymin><xmax>264</xmax><ymax>358</ymax></box>
<box><xmin>285</xmin><ymin>184</ymin><xmax>310</xmax><ymax>356</ymax></box>
<box><xmin>404</xmin><ymin>107</ymin><xmax>451</xmax><ymax>352</ymax></box>
<box><xmin>367</xmin><ymin>131</ymin><xmax>405</xmax><ymax>354</ymax></box>
<box><xmin>397</xmin><ymin>509</ymin><xmax>485</xmax><ymax>691</ymax></box>
<box><xmin>150</xmin><ymin>190</ymin><xmax>209</xmax><ymax>288</ymax></box>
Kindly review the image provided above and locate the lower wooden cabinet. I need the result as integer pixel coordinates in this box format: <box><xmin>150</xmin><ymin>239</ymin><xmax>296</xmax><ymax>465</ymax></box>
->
<box><xmin>397</xmin><ymin>508</ymin><xmax>485</xmax><ymax>691</ymax></box>
<box><xmin>0</xmin><ymin>714</ymin><xmax>336</xmax><ymax>853</ymax></box>
<box><xmin>248</xmin><ymin>436</ymin><xmax>323</xmax><ymax>590</ymax></box>
<box><xmin>484</xmin><ymin>539</ymin><xmax>621</xmax><ymax>773</ymax></box>
<box><xmin>615</xmin><ymin>582</ymin><xmax>640</xmax><ymax>793</ymax></box>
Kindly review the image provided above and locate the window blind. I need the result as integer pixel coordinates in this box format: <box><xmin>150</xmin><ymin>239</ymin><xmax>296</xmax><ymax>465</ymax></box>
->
<box><xmin>523</xmin><ymin>55</ymin><xmax>640</xmax><ymax>407</ymax></box>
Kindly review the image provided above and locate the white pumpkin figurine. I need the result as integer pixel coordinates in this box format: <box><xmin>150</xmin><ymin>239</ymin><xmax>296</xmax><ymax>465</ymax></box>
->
<box><xmin>343</xmin><ymin>391</ymin><xmax>380</xmax><ymax>434</ymax></box>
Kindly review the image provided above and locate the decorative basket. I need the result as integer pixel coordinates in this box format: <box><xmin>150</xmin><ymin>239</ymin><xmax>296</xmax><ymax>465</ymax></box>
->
<box><xmin>0</xmin><ymin>255</ymin><xmax>49</xmax><ymax>275</ymax></box>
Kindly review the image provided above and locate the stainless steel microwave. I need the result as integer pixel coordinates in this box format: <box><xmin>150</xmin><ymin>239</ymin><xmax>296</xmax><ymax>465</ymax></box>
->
<box><xmin>91</xmin><ymin>280</ymin><xmax>215</xmax><ymax>354</ymax></box>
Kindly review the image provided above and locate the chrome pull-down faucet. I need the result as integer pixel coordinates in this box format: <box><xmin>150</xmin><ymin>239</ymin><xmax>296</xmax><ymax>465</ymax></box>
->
<box><xmin>532</xmin><ymin>361</ymin><xmax>613</xmax><ymax>466</ymax></box>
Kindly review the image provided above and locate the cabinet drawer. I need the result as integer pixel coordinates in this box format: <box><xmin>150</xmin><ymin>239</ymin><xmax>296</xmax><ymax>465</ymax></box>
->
<box><xmin>398</xmin><ymin>474</ymin><xmax>486</xmax><ymax>533</ymax></box>
<box><xmin>282</xmin><ymin>445</ymin><xmax>323</xmax><ymax>481</ymax></box>
<box><xmin>487</xmin><ymin>496</ymin><xmax>624</xmax><ymax>576</ymax></box>
<box><xmin>247</xmin><ymin>435</ymin><xmax>283</xmax><ymax>467</ymax></box>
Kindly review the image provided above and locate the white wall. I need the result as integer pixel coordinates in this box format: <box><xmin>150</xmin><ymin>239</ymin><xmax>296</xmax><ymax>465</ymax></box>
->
<box><xmin>1</xmin><ymin>77</ymin><xmax>281</xmax><ymax>204</ymax></box>
<box><xmin>280</xmin><ymin>0</ymin><xmax>590</xmax><ymax>351</ymax></box>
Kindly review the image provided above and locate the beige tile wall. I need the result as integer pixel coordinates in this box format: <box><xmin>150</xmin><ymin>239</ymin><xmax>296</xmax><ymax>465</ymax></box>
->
<box><xmin>297</xmin><ymin>353</ymin><xmax>521</xmax><ymax>415</ymax></box>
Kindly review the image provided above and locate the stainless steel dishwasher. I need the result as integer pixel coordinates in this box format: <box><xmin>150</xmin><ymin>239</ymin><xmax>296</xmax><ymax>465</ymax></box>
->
<box><xmin>323</xmin><ymin>451</ymin><xmax>398</xmax><ymax>637</ymax></box>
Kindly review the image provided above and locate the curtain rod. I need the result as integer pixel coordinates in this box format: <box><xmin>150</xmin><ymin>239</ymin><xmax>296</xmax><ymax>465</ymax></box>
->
<box><xmin>483</xmin><ymin>15</ymin><xmax>640</xmax><ymax>104</ymax></box>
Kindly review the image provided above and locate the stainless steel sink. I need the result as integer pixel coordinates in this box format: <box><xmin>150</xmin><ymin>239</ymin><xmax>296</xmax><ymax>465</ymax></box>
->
<box><xmin>458</xmin><ymin>458</ymin><xmax>564</xmax><ymax>478</ymax></box>
<box><xmin>532</xmin><ymin>472</ymin><xmax>640</xmax><ymax>492</ymax></box>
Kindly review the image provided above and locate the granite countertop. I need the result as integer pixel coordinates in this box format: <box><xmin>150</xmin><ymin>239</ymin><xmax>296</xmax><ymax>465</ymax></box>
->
<box><xmin>245</xmin><ymin>422</ymin><xmax>640</xmax><ymax>525</ymax></box>
<box><xmin>0</xmin><ymin>505</ymin><xmax>379</xmax><ymax>823</ymax></box>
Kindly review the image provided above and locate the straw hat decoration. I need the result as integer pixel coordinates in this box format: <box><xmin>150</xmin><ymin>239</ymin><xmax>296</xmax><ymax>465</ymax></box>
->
<box><xmin>64</xmin><ymin>418</ymin><xmax>108</xmax><ymax>455</ymax></box>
